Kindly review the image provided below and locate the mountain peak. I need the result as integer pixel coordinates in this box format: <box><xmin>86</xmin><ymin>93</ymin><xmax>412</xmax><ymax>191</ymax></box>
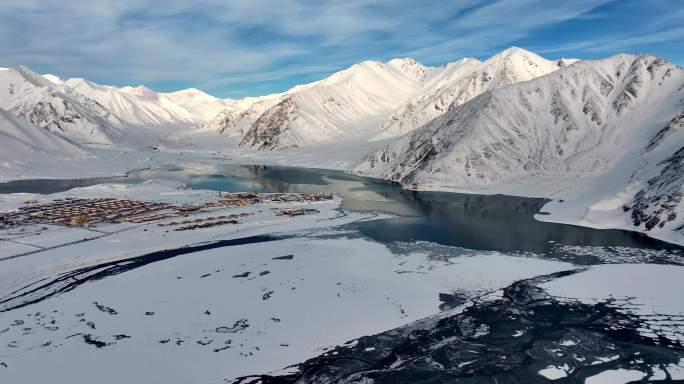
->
<box><xmin>65</xmin><ymin>77</ymin><xmax>101</xmax><ymax>91</ymax></box>
<box><xmin>387</xmin><ymin>57</ymin><xmax>418</xmax><ymax>67</ymax></box>
<box><xmin>478</xmin><ymin>46</ymin><xmax>558</xmax><ymax>85</ymax></box>
<box><xmin>15</xmin><ymin>65</ymin><xmax>55</xmax><ymax>88</ymax></box>
<box><xmin>485</xmin><ymin>46</ymin><xmax>547</xmax><ymax>63</ymax></box>
<box><xmin>42</xmin><ymin>74</ymin><xmax>63</xmax><ymax>85</ymax></box>
<box><xmin>170</xmin><ymin>87</ymin><xmax>204</xmax><ymax>95</ymax></box>
<box><xmin>164</xmin><ymin>87</ymin><xmax>218</xmax><ymax>101</ymax></box>
<box><xmin>120</xmin><ymin>85</ymin><xmax>158</xmax><ymax>100</ymax></box>
<box><xmin>497</xmin><ymin>46</ymin><xmax>534</xmax><ymax>56</ymax></box>
<box><xmin>387</xmin><ymin>57</ymin><xmax>428</xmax><ymax>81</ymax></box>
<box><xmin>556</xmin><ymin>58</ymin><xmax>580</xmax><ymax>67</ymax></box>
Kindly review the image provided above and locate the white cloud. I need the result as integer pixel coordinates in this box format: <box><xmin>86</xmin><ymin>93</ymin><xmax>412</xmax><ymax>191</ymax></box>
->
<box><xmin>536</xmin><ymin>27</ymin><xmax>684</xmax><ymax>56</ymax></box>
<box><xmin>2</xmin><ymin>0</ymin><xmax>676</xmax><ymax>97</ymax></box>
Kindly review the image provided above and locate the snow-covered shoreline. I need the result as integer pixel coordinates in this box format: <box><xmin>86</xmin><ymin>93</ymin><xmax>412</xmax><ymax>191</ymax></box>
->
<box><xmin>2</xmin><ymin>146</ymin><xmax>683</xmax><ymax>249</ymax></box>
<box><xmin>1</xmin><ymin>168</ymin><xmax>683</xmax><ymax>382</ymax></box>
<box><xmin>0</xmin><ymin>179</ymin><xmax>580</xmax><ymax>382</ymax></box>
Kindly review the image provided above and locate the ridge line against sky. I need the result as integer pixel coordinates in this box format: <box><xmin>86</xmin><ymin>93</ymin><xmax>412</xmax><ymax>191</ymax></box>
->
<box><xmin>1</xmin><ymin>0</ymin><xmax>682</xmax><ymax>99</ymax></box>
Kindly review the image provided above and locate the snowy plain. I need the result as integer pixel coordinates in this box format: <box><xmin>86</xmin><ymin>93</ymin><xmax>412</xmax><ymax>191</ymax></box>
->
<box><xmin>0</xmin><ymin>180</ymin><xmax>581</xmax><ymax>383</ymax></box>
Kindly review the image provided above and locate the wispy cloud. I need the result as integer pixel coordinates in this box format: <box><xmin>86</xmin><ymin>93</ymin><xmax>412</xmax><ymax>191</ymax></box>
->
<box><xmin>536</xmin><ymin>27</ymin><xmax>684</xmax><ymax>55</ymax></box>
<box><xmin>0</xmin><ymin>0</ymin><xmax>681</xmax><ymax>97</ymax></box>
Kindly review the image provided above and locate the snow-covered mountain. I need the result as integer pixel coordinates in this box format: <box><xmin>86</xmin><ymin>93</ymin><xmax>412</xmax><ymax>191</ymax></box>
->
<box><xmin>0</xmin><ymin>66</ymin><xmax>123</xmax><ymax>144</ymax></box>
<box><xmin>360</xmin><ymin>54</ymin><xmax>682</xmax><ymax>186</ymax></box>
<box><xmin>200</xmin><ymin>93</ymin><xmax>285</xmax><ymax>136</ymax></box>
<box><xmin>44</xmin><ymin>74</ymin><xmax>262</xmax><ymax>134</ymax></box>
<box><xmin>62</xmin><ymin>79</ymin><xmax>198</xmax><ymax>128</ymax></box>
<box><xmin>0</xmin><ymin>48</ymin><xmax>565</xmax><ymax>150</ymax></box>
<box><xmin>358</xmin><ymin>54</ymin><xmax>684</xmax><ymax>242</ymax></box>
<box><xmin>161</xmin><ymin>88</ymin><xmax>237</xmax><ymax>122</ymax></box>
<box><xmin>238</xmin><ymin>48</ymin><xmax>564</xmax><ymax>150</ymax></box>
<box><xmin>0</xmin><ymin>107</ymin><xmax>88</xmax><ymax>171</ymax></box>
<box><xmin>2</xmin><ymin>47</ymin><xmax>684</xmax><ymax>244</ymax></box>
<box><xmin>239</xmin><ymin>58</ymin><xmax>429</xmax><ymax>150</ymax></box>
<box><xmin>377</xmin><ymin>47</ymin><xmax>562</xmax><ymax>138</ymax></box>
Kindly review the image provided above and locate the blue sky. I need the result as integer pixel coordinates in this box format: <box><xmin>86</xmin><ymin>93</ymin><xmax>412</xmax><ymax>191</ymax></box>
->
<box><xmin>1</xmin><ymin>0</ymin><xmax>682</xmax><ymax>98</ymax></box>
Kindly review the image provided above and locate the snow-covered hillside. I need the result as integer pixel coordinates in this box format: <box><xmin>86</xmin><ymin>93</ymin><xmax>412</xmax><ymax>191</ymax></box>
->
<box><xmin>63</xmin><ymin>79</ymin><xmax>196</xmax><ymax>128</ymax></box>
<box><xmin>0</xmin><ymin>107</ymin><xmax>88</xmax><ymax>172</ymax></box>
<box><xmin>239</xmin><ymin>59</ymin><xmax>429</xmax><ymax>150</ymax></box>
<box><xmin>238</xmin><ymin>48</ymin><xmax>563</xmax><ymax>150</ymax></box>
<box><xmin>0</xmin><ymin>66</ymin><xmax>123</xmax><ymax>144</ymax></box>
<box><xmin>377</xmin><ymin>47</ymin><xmax>562</xmax><ymax>138</ymax></box>
<box><xmin>44</xmin><ymin>75</ymin><xmax>237</xmax><ymax>129</ymax></box>
<box><xmin>359</xmin><ymin>54</ymin><xmax>684</xmax><ymax>243</ymax></box>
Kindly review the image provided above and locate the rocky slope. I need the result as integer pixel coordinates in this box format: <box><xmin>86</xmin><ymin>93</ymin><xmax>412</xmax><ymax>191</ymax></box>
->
<box><xmin>627</xmin><ymin>145</ymin><xmax>684</xmax><ymax>236</ymax></box>
<box><xmin>0</xmin><ymin>107</ymin><xmax>89</xmax><ymax>172</ymax></box>
<box><xmin>200</xmin><ymin>93</ymin><xmax>285</xmax><ymax>136</ymax></box>
<box><xmin>0</xmin><ymin>67</ymin><xmax>123</xmax><ymax>144</ymax></box>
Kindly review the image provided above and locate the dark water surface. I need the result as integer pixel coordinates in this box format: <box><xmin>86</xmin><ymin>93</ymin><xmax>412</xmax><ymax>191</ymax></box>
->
<box><xmin>1</xmin><ymin>163</ymin><xmax>681</xmax><ymax>255</ymax></box>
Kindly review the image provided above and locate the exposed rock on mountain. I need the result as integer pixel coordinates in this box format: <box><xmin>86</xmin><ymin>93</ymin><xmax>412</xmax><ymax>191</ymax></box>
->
<box><xmin>0</xmin><ymin>108</ymin><xmax>88</xmax><ymax>171</ymax></box>
<box><xmin>201</xmin><ymin>94</ymin><xmax>285</xmax><ymax>136</ymax></box>
<box><xmin>0</xmin><ymin>66</ymin><xmax>122</xmax><ymax>144</ymax></box>
<box><xmin>627</xmin><ymin>145</ymin><xmax>684</xmax><ymax>235</ymax></box>
<box><xmin>240</xmin><ymin>59</ymin><xmax>429</xmax><ymax>150</ymax></box>
<box><xmin>240</xmin><ymin>97</ymin><xmax>299</xmax><ymax>149</ymax></box>
<box><xmin>359</xmin><ymin>53</ymin><xmax>684</xmax><ymax>243</ymax></box>
<box><xmin>360</xmin><ymin>54</ymin><xmax>683</xmax><ymax>188</ymax></box>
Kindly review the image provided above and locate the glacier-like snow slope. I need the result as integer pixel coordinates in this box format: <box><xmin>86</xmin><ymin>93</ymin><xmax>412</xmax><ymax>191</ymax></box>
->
<box><xmin>359</xmin><ymin>54</ymin><xmax>684</xmax><ymax>244</ymax></box>
<box><xmin>0</xmin><ymin>66</ymin><xmax>123</xmax><ymax>144</ymax></box>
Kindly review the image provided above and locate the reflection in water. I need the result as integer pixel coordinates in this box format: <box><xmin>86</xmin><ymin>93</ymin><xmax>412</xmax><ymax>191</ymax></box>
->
<box><xmin>1</xmin><ymin>163</ymin><xmax>681</xmax><ymax>255</ymax></box>
<box><xmin>357</xmin><ymin>191</ymin><xmax>674</xmax><ymax>253</ymax></box>
<box><xmin>187</xmin><ymin>164</ymin><xmax>681</xmax><ymax>254</ymax></box>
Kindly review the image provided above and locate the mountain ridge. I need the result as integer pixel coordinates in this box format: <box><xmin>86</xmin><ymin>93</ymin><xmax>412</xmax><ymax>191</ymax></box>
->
<box><xmin>357</xmin><ymin>53</ymin><xmax>684</xmax><ymax>243</ymax></box>
<box><xmin>2</xmin><ymin>47</ymin><xmax>683</xmax><ymax>244</ymax></box>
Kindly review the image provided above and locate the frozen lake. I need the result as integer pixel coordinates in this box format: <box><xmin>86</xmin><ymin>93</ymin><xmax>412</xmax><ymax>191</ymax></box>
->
<box><xmin>0</xmin><ymin>164</ymin><xmax>683</xmax><ymax>383</ymax></box>
<box><xmin>1</xmin><ymin>163</ymin><xmax>680</xmax><ymax>255</ymax></box>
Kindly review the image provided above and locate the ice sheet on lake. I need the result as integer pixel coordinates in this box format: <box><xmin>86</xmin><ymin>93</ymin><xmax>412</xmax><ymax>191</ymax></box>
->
<box><xmin>0</xmin><ymin>236</ymin><xmax>573</xmax><ymax>383</ymax></box>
